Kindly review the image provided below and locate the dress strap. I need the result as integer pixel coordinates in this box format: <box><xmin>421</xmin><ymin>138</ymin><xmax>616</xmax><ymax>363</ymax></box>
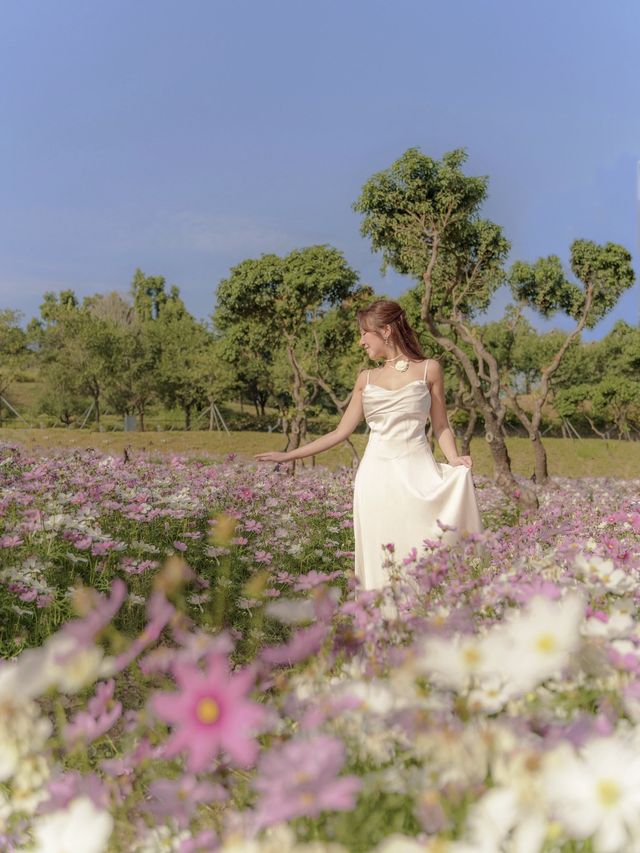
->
<box><xmin>422</xmin><ymin>359</ymin><xmax>429</xmax><ymax>383</ymax></box>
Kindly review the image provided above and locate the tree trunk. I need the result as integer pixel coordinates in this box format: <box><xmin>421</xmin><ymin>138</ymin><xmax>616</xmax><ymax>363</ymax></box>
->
<box><xmin>284</xmin><ymin>345</ymin><xmax>310</xmax><ymax>474</ymax></box>
<box><xmin>584</xmin><ymin>415</ymin><xmax>607</xmax><ymax>440</ymax></box>
<box><xmin>184</xmin><ymin>405</ymin><xmax>191</xmax><ymax>431</ymax></box>
<box><xmin>531</xmin><ymin>431</ymin><xmax>548</xmax><ymax>483</ymax></box>
<box><xmin>296</xmin><ymin>364</ymin><xmax>361</xmax><ymax>465</ymax></box>
<box><xmin>138</xmin><ymin>409</ymin><xmax>145</xmax><ymax>432</ymax></box>
<box><xmin>95</xmin><ymin>397</ymin><xmax>100</xmax><ymax>429</ymax></box>
<box><xmin>422</xmin><ymin>310</ymin><xmax>538</xmax><ymax>510</ymax></box>
<box><xmin>460</xmin><ymin>408</ymin><xmax>477</xmax><ymax>457</ymax></box>
<box><xmin>502</xmin><ymin>386</ymin><xmax>551</xmax><ymax>485</ymax></box>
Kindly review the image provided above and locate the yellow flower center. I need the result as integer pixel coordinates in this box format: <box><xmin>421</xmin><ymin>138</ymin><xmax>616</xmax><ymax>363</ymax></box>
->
<box><xmin>196</xmin><ymin>697</ymin><xmax>220</xmax><ymax>724</ymax></box>
<box><xmin>462</xmin><ymin>647</ymin><xmax>481</xmax><ymax>667</ymax></box>
<box><xmin>298</xmin><ymin>791</ymin><xmax>315</xmax><ymax>807</ymax></box>
<box><xmin>535</xmin><ymin>633</ymin><xmax>557</xmax><ymax>654</ymax></box>
<box><xmin>597</xmin><ymin>779</ymin><xmax>621</xmax><ymax>808</ymax></box>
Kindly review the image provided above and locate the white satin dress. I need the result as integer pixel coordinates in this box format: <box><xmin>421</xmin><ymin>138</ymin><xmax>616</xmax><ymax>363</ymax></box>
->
<box><xmin>353</xmin><ymin>360</ymin><xmax>483</xmax><ymax>590</ymax></box>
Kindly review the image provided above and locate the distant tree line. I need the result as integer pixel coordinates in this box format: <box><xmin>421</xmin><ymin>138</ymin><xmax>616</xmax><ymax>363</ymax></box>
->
<box><xmin>0</xmin><ymin>148</ymin><xmax>636</xmax><ymax>504</ymax></box>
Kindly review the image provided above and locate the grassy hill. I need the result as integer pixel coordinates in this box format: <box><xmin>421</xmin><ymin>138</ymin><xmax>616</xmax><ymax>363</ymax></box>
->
<box><xmin>1</xmin><ymin>427</ymin><xmax>638</xmax><ymax>479</ymax></box>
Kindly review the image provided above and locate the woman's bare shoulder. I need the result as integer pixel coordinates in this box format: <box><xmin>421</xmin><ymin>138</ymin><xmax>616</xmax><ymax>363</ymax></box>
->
<box><xmin>424</xmin><ymin>357</ymin><xmax>443</xmax><ymax>385</ymax></box>
<box><xmin>355</xmin><ymin>368</ymin><xmax>369</xmax><ymax>391</ymax></box>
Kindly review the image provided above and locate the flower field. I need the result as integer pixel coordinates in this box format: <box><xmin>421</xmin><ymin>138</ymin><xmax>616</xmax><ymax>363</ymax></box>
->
<box><xmin>1</xmin><ymin>440</ymin><xmax>640</xmax><ymax>852</ymax></box>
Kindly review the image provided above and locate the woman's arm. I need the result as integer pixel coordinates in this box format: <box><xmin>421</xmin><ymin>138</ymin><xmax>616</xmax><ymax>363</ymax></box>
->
<box><xmin>254</xmin><ymin>371</ymin><xmax>367</xmax><ymax>463</ymax></box>
<box><xmin>428</xmin><ymin>360</ymin><xmax>472</xmax><ymax>468</ymax></box>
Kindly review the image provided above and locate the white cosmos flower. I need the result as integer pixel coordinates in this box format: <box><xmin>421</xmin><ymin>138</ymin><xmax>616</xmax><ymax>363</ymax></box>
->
<box><xmin>415</xmin><ymin>633</ymin><xmax>494</xmax><ymax>692</ymax></box>
<box><xmin>574</xmin><ymin>554</ymin><xmax>635</xmax><ymax>594</ymax></box>
<box><xmin>340</xmin><ymin>678</ymin><xmax>409</xmax><ymax>714</ymax></box>
<box><xmin>463</xmin><ymin>785</ymin><xmax>548</xmax><ymax>853</ymax></box>
<box><xmin>498</xmin><ymin>593</ymin><xmax>584</xmax><ymax>693</ymax></box>
<box><xmin>264</xmin><ymin>598</ymin><xmax>315</xmax><ymax>624</ymax></box>
<box><xmin>582</xmin><ymin>599</ymin><xmax>635</xmax><ymax>640</ymax></box>
<box><xmin>542</xmin><ymin>736</ymin><xmax>640</xmax><ymax>852</ymax></box>
<box><xmin>32</xmin><ymin>796</ymin><xmax>113</xmax><ymax>853</ymax></box>
<box><xmin>467</xmin><ymin>674</ymin><xmax>519</xmax><ymax>714</ymax></box>
<box><xmin>417</xmin><ymin>594</ymin><xmax>584</xmax><ymax>699</ymax></box>
<box><xmin>29</xmin><ymin>634</ymin><xmax>108</xmax><ymax>696</ymax></box>
<box><xmin>6</xmin><ymin>634</ymin><xmax>106</xmax><ymax>700</ymax></box>
<box><xmin>0</xmin><ymin>691</ymin><xmax>52</xmax><ymax>783</ymax></box>
<box><xmin>414</xmin><ymin>723</ymin><xmax>489</xmax><ymax>788</ymax></box>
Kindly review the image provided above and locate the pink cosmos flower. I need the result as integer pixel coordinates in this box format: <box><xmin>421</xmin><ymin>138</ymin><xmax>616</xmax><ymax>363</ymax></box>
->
<box><xmin>253</xmin><ymin>550</ymin><xmax>272</xmax><ymax>564</ymax></box>
<box><xmin>40</xmin><ymin>772</ymin><xmax>108</xmax><ymax>814</ymax></box>
<box><xmin>64</xmin><ymin>680</ymin><xmax>122</xmax><ymax>744</ymax></box>
<box><xmin>0</xmin><ymin>534</ymin><xmax>23</xmax><ymax>547</ymax></box>
<box><xmin>146</xmin><ymin>775</ymin><xmax>226</xmax><ymax>827</ymax></box>
<box><xmin>294</xmin><ymin>569</ymin><xmax>342</xmax><ymax>591</ymax></box>
<box><xmin>63</xmin><ymin>579</ymin><xmax>128</xmax><ymax>645</ymax></box>
<box><xmin>260</xmin><ymin>622</ymin><xmax>328</xmax><ymax>666</ymax></box>
<box><xmin>113</xmin><ymin>591</ymin><xmax>174</xmax><ymax>672</ymax></box>
<box><xmin>151</xmin><ymin>651</ymin><xmax>266</xmax><ymax>771</ymax></box>
<box><xmin>252</xmin><ymin>735</ymin><xmax>361</xmax><ymax>829</ymax></box>
<box><xmin>179</xmin><ymin>829</ymin><xmax>218</xmax><ymax>853</ymax></box>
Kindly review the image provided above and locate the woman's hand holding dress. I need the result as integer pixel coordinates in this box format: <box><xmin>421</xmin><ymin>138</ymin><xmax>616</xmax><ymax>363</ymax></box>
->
<box><xmin>450</xmin><ymin>455</ymin><xmax>473</xmax><ymax>468</ymax></box>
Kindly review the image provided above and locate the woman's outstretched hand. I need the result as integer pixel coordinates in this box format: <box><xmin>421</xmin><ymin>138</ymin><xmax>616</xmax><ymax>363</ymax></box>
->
<box><xmin>450</xmin><ymin>455</ymin><xmax>473</xmax><ymax>468</ymax></box>
<box><xmin>254</xmin><ymin>451</ymin><xmax>291</xmax><ymax>464</ymax></box>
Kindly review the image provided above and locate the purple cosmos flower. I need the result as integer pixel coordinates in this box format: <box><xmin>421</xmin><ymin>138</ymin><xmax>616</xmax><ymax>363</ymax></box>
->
<box><xmin>260</xmin><ymin>622</ymin><xmax>328</xmax><ymax>666</ymax></box>
<box><xmin>146</xmin><ymin>775</ymin><xmax>226</xmax><ymax>827</ymax></box>
<box><xmin>252</xmin><ymin>735</ymin><xmax>361</xmax><ymax>829</ymax></box>
<box><xmin>64</xmin><ymin>680</ymin><xmax>122</xmax><ymax>744</ymax></box>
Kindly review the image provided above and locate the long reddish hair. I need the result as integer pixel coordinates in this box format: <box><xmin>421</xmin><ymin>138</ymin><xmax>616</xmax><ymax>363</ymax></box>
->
<box><xmin>357</xmin><ymin>299</ymin><xmax>427</xmax><ymax>361</ymax></box>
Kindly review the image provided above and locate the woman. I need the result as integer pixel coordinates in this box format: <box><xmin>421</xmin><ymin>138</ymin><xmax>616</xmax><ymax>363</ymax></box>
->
<box><xmin>255</xmin><ymin>300</ymin><xmax>482</xmax><ymax>590</ymax></box>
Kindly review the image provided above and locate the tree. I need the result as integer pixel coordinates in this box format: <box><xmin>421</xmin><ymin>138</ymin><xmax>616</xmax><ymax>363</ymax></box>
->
<box><xmin>0</xmin><ymin>309</ymin><xmax>29</xmax><ymax>423</ymax></box>
<box><xmin>104</xmin><ymin>321</ymin><xmax>158</xmax><ymax>431</ymax></box>
<box><xmin>598</xmin><ymin>321</ymin><xmax>640</xmax><ymax>379</ymax></box>
<box><xmin>32</xmin><ymin>292</ymin><xmax>118</xmax><ymax>429</ymax></box>
<box><xmin>591</xmin><ymin>377</ymin><xmax>640</xmax><ymax>440</ymax></box>
<box><xmin>0</xmin><ymin>309</ymin><xmax>27</xmax><ymax>395</ymax></box>
<box><xmin>38</xmin><ymin>363</ymin><xmax>89</xmax><ymax>427</ymax></box>
<box><xmin>130</xmin><ymin>269</ymin><xmax>168</xmax><ymax>321</ymax></box>
<box><xmin>214</xmin><ymin>322</ymin><xmax>275</xmax><ymax>417</ymax></box>
<box><xmin>214</xmin><ymin>245</ymin><xmax>361</xmax><ymax>468</ymax></box>
<box><xmin>152</xmin><ymin>289</ymin><xmax>213</xmax><ymax>430</ymax></box>
<box><xmin>293</xmin><ymin>285</ymin><xmax>375</xmax><ymax>465</ymax></box>
<box><xmin>354</xmin><ymin>147</ymin><xmax>537</xmax><ymax>508</ymax></box>
<box><xmin>398</xmin><ymin>286</ymin><xmax>474</xmax><ymax>449</ymax></box>
<box><xmin>507</xmin><ymin>241</ymin><xmax>635</xmax><ymax>480</ymax></box>
<box><xmin>87</xmin><ymin>288</ymin><xmax>159</xmax><ymax>432</ymax></box>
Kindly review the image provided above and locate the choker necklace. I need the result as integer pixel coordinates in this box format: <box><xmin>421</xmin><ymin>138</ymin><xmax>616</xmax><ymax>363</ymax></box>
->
<box><xmin>384</xmin><ymin>354</ymin><xmax>410</xmax><ymax>373</ymax></box>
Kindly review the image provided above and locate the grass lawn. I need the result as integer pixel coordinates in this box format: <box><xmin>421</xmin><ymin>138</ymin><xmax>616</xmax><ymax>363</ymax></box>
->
<box><xmin>1</xmin><ymin>427</ymin><xmax>639</xmax><ymax>478</ymax></box>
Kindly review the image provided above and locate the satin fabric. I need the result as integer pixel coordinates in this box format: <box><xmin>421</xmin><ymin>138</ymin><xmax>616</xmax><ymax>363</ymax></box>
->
<box><xmin>353</xmin><ymin>374</ymin><xmax>483</xmax><ymax>590</ymax></box>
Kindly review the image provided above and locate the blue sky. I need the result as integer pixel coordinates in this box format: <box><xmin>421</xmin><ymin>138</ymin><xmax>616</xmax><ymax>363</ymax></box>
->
<box><xmin>1</xmin><ymin>0</ymin><xmax>638</xmax><ymax>340</ymax></box>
